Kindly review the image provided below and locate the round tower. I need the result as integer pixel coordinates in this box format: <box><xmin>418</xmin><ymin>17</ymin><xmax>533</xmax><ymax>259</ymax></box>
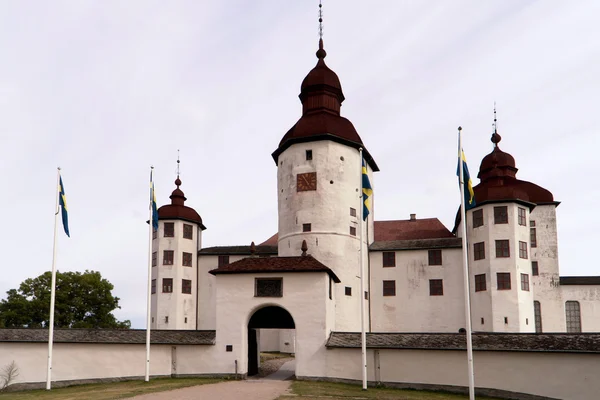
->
<box><xmin>151</xmin><ymin>175</ymin><xmax>206</xmax><ymax>330</ymax></box>
<box><xmin>272</xmin><ymin>38</ymin><xmax>378</xmax><ymax>331</ymax></box>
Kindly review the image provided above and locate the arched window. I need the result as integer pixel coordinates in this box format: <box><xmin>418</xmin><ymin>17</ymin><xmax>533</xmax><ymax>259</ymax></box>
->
<box><xmin>533</xmin><ymin>301</ymin><xmax>542</xmax><ymax>333</ymax></box>
<box><xmin>565</xmin><ymin>301</ymin><xmax>581</xmax><ymax>332</ymax></box>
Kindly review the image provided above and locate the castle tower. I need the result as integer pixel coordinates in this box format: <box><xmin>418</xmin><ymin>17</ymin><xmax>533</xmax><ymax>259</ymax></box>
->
<box><xmin>464</xmin><ymin>131</ymin><xmax>555</xmax><ymax>332</ymax></box>
<box><xmin>151</xmin><ymin>175</ymin><xmax>206</xmax><ymax>330</ymax></box>
<box><xmin>271</xmin><ymin>38</ymin><xmax>379</xmax><ymax>331</ymax></box>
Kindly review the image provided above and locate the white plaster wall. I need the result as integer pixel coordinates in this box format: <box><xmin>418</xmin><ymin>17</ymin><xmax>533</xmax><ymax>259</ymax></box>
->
<box><xmin>369</xmin><ymin>248</ymin><xmax>466</xmax><ymax>332</ymax></box>
<box><xmin>277</xmin><ymin>141</ymin><xmax>374</xmax><ymax>332</ymax></box>
<box><xmin>152</xmin><ymin>220</ymin><xmax>199</xmax><ymax>330</ymax></box>
<box><xmin>213</xmin><ymin>272</ymin><xmax>332</xmax><ymax>377</ymax></box>
<box><xmin>321</xmin><ymin>348</ymin><xmax>600</xmax><ymax>400</ymax></box>
<box><xmin>196</xmin><ymin>255</ymin><xmax>245</xmax><ymax>330</ymax></box>
<box><xmin>259</xmin><ymin>329</ymin><xmax>296</xmax><ymax>353</ymax></box>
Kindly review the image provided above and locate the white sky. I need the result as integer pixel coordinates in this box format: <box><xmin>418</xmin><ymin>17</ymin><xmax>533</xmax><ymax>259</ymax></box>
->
<box><xmin>1</xmin><ymin>1</ymin><xmax>598</xmax><ymax>329</ymax></box>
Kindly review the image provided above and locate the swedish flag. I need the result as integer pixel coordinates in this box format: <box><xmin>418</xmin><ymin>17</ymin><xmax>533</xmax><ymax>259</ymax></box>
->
<box><xmin>362</xmin><ymin>158</ymin><xmax>373</xmax><ymax>221</ymax></box>
<box><xmin>457</xmin><ymin>150</ymin><xmax>476</xmax><ymax>211</ymax></box>
<box><xmin>59</xmin><ymin>176</ymin><xmax>70</xmax><ymax>237</ymax></box>
<box><xmin>150</xmin><ymin>170</ymin><xmax>159</xmax><ymax>230</ymax></box>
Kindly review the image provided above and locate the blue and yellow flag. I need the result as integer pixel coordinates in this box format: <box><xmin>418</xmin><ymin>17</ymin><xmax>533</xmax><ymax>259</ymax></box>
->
<box><xmin>59</xmin><ymin>176</ymin><xmax>70</xmax><ymax>237</ymax></box>
<box><xmin>150</xmin><ymin>170</ymin><xmax>159</xmax><ymax>230</ymax></box>
<box><xmin>362</xmin><ymin>158</ymin><xmax>373</xmax><ymax>221</ymax></box>
<box><xmin>457</xmin><ymin>150</ymin><xmax>476</xmax><ymax>211</ymax></box>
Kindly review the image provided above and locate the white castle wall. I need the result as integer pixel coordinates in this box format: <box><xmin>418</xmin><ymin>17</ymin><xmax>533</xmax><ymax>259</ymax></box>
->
<box><xmin>277</xmin><ymin>141</ymin><xmax>374</xmax><ymax>332</ymax></box>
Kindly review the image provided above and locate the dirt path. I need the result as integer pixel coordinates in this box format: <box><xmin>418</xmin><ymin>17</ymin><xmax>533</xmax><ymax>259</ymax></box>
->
<box><xmin>129</xmin><ymin>379</ymin><xmax>291</xmax><ymax>400</ymax></box>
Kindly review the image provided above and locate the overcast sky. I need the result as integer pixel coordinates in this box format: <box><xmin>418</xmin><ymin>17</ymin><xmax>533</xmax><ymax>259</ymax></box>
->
<box><xmin>1</xmin><ymin>1</ymin><xmax>598</xmax><ymax>329</ymax></box>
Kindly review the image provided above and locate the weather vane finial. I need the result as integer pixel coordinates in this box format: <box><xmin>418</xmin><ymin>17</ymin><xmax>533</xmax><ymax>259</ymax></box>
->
<box><xmin>318</xmin><ymin>1</ymin><xmax>323</xmax><ymax>40</ymax></box>
<box><xmin>176</xmin><ymin>149</ymin><xmax>180</xmax><ymax>178</ymax></box>
<box><xmin>493</xmin><ymin>102</ymin><xmax>498</xmax><ymax>134</ymax></box>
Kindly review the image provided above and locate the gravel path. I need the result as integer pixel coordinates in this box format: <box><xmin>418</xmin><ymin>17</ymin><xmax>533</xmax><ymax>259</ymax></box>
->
<box><xmin>129</xmin><ymin>380</ymin><xmax>292</xmax><ymax>400</ymax></box>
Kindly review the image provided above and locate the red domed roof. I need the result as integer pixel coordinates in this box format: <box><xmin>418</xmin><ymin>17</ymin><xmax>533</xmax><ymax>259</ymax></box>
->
<box><xmin>157</xmin><ymin>177</ymin><xmax>206</xmax><ymax>229</ymax></box>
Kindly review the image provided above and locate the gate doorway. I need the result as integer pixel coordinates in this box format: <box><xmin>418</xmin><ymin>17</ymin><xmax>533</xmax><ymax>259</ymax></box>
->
<box><xmin>247</xmin><ymin>306</ymin><xmax>295</xmax><ymax>376</ymax></box>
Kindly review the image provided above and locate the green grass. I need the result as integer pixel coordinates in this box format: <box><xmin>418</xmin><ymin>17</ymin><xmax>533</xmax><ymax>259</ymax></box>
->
<box><xmin>0</xmin><ymin>377</ymin><xmax>222</xmax><ymax>400</ymax></box>
<box><xmin>278</xmin><ymin>381</ymin><xmax>503</xmax><ymax>400</ymax></box>
<box><xmin>260</xmin><ymin>351</ymin><xmax>294</xmax><ymax>363</ymax></box>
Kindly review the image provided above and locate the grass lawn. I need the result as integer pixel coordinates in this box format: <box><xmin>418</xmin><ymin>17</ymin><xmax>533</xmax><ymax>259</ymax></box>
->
<box><xmin>0</xmin><ymin>377</ymin><xmax>222</xmax><ymax>400</ymax></box>
<box><xmin>278</xmin><ymin>381</ymin><xmax>503</xmax><ymax>400</ymax></box>
<box><xmin>260</xmin><ymin>351</ymin><xmax>294</xmax><ymax>363</ymax></box>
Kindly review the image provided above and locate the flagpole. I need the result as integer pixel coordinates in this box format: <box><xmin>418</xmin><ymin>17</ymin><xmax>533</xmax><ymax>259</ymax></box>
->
<box><xmin>358</xmin><ymin>148</ymin><xmax>368</xmax><ymax>391</ymax></box>
<box><xmin>145</xmin><ymin>167</ymin><xmax>154</xmax><ymax>382</ymax></box>
<box><xmin>458</xmin><ymin>127</ymin><xmax>476</xmax><ymax>400</ymax></box>
<box><xmin>46</xmin><ymin>167</ymin><xmax>61</xmax><ymax>390</ymax></box>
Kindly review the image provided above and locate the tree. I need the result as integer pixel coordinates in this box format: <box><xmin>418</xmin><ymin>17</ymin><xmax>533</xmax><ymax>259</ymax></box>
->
<box><xmin>0</xmin><ymin>270</ymin><xmax>130</xmax><ymax>329</ymax></box>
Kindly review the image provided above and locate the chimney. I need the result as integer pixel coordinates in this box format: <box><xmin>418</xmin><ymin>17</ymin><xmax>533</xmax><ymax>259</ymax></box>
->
<box><xmin>410</xmin><ymin>213</ymin><xmax>416</xmax><ymax>221</ymax></box>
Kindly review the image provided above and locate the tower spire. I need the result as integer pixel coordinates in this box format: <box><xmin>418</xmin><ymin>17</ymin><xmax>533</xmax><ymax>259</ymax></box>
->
<box><xmin>491</xmin><ymin>103</ymin><xmax>502</xmax><ymax>148</ymax></box>
<box><xmin>318</xmin><ymin>1</ymin><xmax>323</xmax><ymax>40</ymax></box>
<box><xmin>176</xmin><ymin>149</ymin><xmax>181</xmax><ymax>179</ymax></box>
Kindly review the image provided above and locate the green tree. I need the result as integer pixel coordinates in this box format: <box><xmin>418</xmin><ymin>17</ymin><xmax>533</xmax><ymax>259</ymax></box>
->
<box><xmin>0</xmin><ymin>270</ymin><xmax>130</xmax><ymax>329</ymax></box>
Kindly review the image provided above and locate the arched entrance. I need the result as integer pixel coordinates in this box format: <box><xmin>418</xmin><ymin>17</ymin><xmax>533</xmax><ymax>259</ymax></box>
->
<box><xmin>247</xmin><ymin>305</ymin><xmax>295</xmax><ymax>376</ymax></box>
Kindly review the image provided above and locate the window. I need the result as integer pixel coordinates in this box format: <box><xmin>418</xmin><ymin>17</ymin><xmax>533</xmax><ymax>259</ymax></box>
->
<box><xmin>504</xmin><ymin>317</ymin><xmax>508</xmax><ymax>324</ymax></box>
<box><xmin>530</xmin><ymin>226</ymin><xmax>537</xmax><ymax>248</ymax></box>
<box><xmin>521</xmin><ymin>273</ymin><xmax>530</xmax><ymax>291</ymax></box>
<box><xmin>162</xmin><ymin>278</ymin><xmax>173</xmax><ymax>293</ymax></box>
<box><xmin>350</xmin><ymin>207</ymin><xmax>357</xmax><ymax>217</ymax></box>
<box><xmin>473</xmin><ymin>209</ymin><xmax>484</xmax><ymax>228</ymax></box>
<box><xmin>534</xmin><ymin>301</ymin><xmax>542</xmax><ymax>333</ymax></box>
<box><xmin>163</xmin><ymin>250</ymin><xmax>174</xmax><ymax>265</ymax></box>
<box><xmin>182</xmin><ymin>252</ymin><xmax>193</xmax><ymax>267</ymax></box>
<box><xmin>428</xmin><ymin>250</ymin><xmax>442</xmax><ymax>266</ymax></box>
<box><xmin>475</xmin><ymin>274</ymin><xmax>486</xmax><ymax>292</ymax></box>
<box><xmin>383</xmin><ymin>280</ymin><xmax>396</xmax><ymax>296</ymax></box>
<box><xmin>185</xmin><ymin>317</ymin><xmax>188</xmax><ymax>323</ymax></box>
<box><xmin>481</xmin><ymin>317</ymin><xmax>485</xmax><ymax>325</ymax></box>
<box><xmin>306</xmin><ymin>149</ymin><xmax>313</xmax><ymax>160</ymax></box>
<box><xmin>565</xmin><ymin>301</ymin><xmax>582</xmax><ymax>332</ymax></box>
<box><xmin>497</xmin><ymin>273</ymin><xmax>511</xmax><ymax>290</ymax></box>
<box><xmin>495</xmin><ymin>240</ymin><xmax>510</xmax><ymax>258</ymax></box>
<box><xmin>519</xmin><ymin>241</ymin><xmax>528</xmax><ymax>259</ymax></box>
<box><xmin>345</xmin><ymin>286</ymin><xmax>352</xmax><ymax>296</ymax></box>
<box><xmin>364</xmin><ymin>291</ymin><xmax>369</xmax><ymax>300</ymax></box>
<box><xmin>218</xmin><ymin>255</ymin><xmax>230</xmax><ymax>267</ymax></box>
<box><xmin>473</xmin><ymin>242</ymin><xmax>485</xmax><ymax>260</ymax></box>
<box><xmin>382</xmin><ymin>252</ymin><xmax>396</xmax><ymax>267</ymax></box>
<box><xmin>255</xmin><ymin>278</ymin><xmax>283</xmax><ymax>297</ymax></box>
<box><xmin>182</xmin><ymin>279</ymin><xmax>192</xmax><ymax>294</ymax></box>
<box><xmin>329</xmin><ymin>277</ymin><xmax>332</xmax><ymax>300</ymax></box>
<box><xmin>429</xmin><ymin>279</ymin><xmax>443</xmax><ymax>296</ymax></box>
<box><xmin>532</xmin><ymin>261</ymin><xmax>539</xmax><ymax>276</ymax></box>
<box><xmin>518</xmin><ymin>207</ymin><xmax>527</xmax><ymax>226</ymax></box>
<box><xmin>183</xmin><ymin>224</ymin><xmax>193</xmax><ymax>240</ymax></box>
<box><xmin>152</xmin><ymin>251</ymin><xmax>157</xmax><ymax>267</ymax></box>
<box><xmin>350</xmin><ymin>226</ymin><xmax>356</xmax><ymax>236</ymax></box>
<box><xmin>303</xmin><ymin>223</ymin><xmax>311</xmax><ymax>232</ymax></box>
<box><xmin>151</xmin><ymin>279</ymin><xmax>156</xmax><ymax>294</ymax></box>
<box><xmin>164</xmin><ymin>222</ymin><xmax>175</xmax><ymax>237</ymax></box>
<box><xmin>165</xmin><ymin>316</ymin><xmax>169</xmax><ymax>323</ymax></box>
<box><xmin>494</xmin><ymin>206</ymin><xmax>508</xmax><ymax>224</ymax></box>
<box><xmin>152</xmin><ymin>228</ymin><xmax>157</xmax><ymax>239</ymax></box>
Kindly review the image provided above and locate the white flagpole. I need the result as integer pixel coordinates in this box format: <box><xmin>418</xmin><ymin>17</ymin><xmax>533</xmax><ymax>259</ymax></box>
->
<box><xmin>358</xmin><ymin>148</ymin><xmax>368</xmax><ymax>390</ymax></box>
<box><xmin>145</xmin><ymin>167</ymin><xmax>154</xmax><ymax>382</ymax></box>
<box><xmin>458</xmin><ymin>127</ymin><xmax>476</xmax><ymax>400</ymax></box>
<box><xmin>46</xmin><ymin>167</ymin><xmax>61</xmax><ymax>390</ymax></box>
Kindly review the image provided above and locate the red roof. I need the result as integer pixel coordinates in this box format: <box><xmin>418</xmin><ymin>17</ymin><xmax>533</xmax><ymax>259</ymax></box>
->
<box><xmin>374</xmin><ymin>219</ymin><xmax>455</xmax><ymax>241</ymax></box>
<box><xmin>158</xmin><ymin>177</ymin><xmax>206</xmax><ymax>229</ymax></box>
<box><xmin>259</xmin><ymin>233</ymin><xmax>278</xmax><ymax>246</ymax></box>
<box><xmin>208</xmin><ymin>255</ymin><xmax>340</xmax><ymax>283</ymax></box>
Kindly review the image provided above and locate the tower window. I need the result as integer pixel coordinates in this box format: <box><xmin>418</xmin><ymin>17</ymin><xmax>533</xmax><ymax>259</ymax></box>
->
<box><xmin>183</xmin><ymin>224</ymin><xmax>193</xmax><ymax>240</ymax></box>
<box><xmin>350</xmin><ymin>207</ymin><xmax>357</xmax><ymax>217</ymax></box>
<box><xmin>429</xmin><ymin>279</ymin><xmax>444</xmax><ymax>296</ymax></box>
<box><xmin>473</xmin><ymin>242</ymin><xmax>485</xmax><ymax>260</ymax></box>
<box><xmin>185</xmin><ymin>317</ymin><xmax>188</xmax><ymax>323</ymax></box>
<box><xmin>534</xmin><ymin>301</ymin><xmax>543</xmax><ymax>333</ymax></box>
<box><xmin>532</xmin><ymin>261</ymin><xmax>539</xmax><ymax>276</ymax></box>
<box><xmin>519</xmin><ymin>241</ymin><xmax>528</xmax><ymax>259</ymax></box>
<box><xmin>151</xmin><ymin>279</ymin><xmax>156</xmax><ymax>294</ymax></box>
<box><xmin>475</xmin><ymin>274</ymin><xmax>486</xmax><ymax>292</ymax></box>
<box><xmin>345</xmin><ymin>286</ymin><xmax>352</xmax><ymax>296</ymax></box>
<box><xmin>306</xmin><ymin>149</ymin><xmax>313</xmax><ymax>160</ymax></box>
<box><xmin>428</xmin><ymin>250</ymin><xmax>442</xmax><ymax>265</ymax></box>
<box><xmin>472</xmin><ymin>209</ymin><xmax>483</xmax><ymax>228</ymax></box>
<box><xmin>565</xmin><ymin>301</ymin><xmax>581</xmax><ymax>332</ymax></box>
<box><xmin>162</xmin><ymin>278</ymin><xmax>173</xmax><ymax>293</ymax></box>
<box><xmin>182</xmin><ymin>279</ymin><xmax>192</xmax><ymax>294</ymax></box>
<box><xmin>521</xmin><ymin>273</ymin><xmax>530</xmax><ymax>291</ymax></box>
<box><xmin>152</xmin><ymin>252</ymin><xmax>157</xmax><ymax>267</ymax></box>
<box><xmin>182</xmin><ymin>252</ymin><xmax>193</xmax><ymax>267</ymax></box>
<box><xmin>303</xmin><ymin>223</ymin><xmax>312</xmax><ymax>232</ymax></box>
<box><xmin>530</xmin><ymin>223</ymin><xmax>537</xmax><ymax>248</ymax></box>
<box><xmin>152</xmin><ymin>228</ymin><xmax>157</xmax><ymax>240</ymax></box>
<box><xmin>494</xmin><ymin>206</ymin><xmax>508</xmax><ymax>224</ymax></box>
<box><xmin>349</xmin><ymin>226</ymin><xmax>357</xmax><ymax>236</ymax></box>
<box><xmin>495</xmin><ymin>240</ymin><xmax>510</xmax><ymax>258</ymax></box>
<box><xmin>165</xmin><ymin>316</ymin><xmax>169</xmax><ymax>323</ymax></box>
<box><xmin>504</xmin><ymin>317</ymin><xmax>508</xmax><ymax>324</ymax></box>
<box><xmin>218</xmin><ymin>255</ymin><xmax>230</xmax><ymax>267</ymax></box>
<box><xmin>164</xmin><ymin>222</ymin><xmax>175</xmax><ymax>237</ymax></box>
<box><xmin>497</xmin><ymin>273</ymin><xmax>511</xmax><ymax>290</ymax></box>
<box><xmin>163</xmin><ymin>250</ymin><xmax>174</xmax><ymax>265</ymax></box>
<box><xmin>383</xmin><ymin>280</ymin><xmax>396</xmax><ymax>296</ymax></box>
<box><xmin>518</xmin><ymin>207</ymin><xmax>527</xmax><ymax>226</ymax></box>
